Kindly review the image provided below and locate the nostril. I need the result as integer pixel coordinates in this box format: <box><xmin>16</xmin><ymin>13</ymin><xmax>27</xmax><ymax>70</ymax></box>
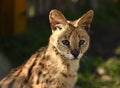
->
<box><xmin>71</xmin><ymin>49</ymin><xmax>80</xmax><ymax>58</ymax></box>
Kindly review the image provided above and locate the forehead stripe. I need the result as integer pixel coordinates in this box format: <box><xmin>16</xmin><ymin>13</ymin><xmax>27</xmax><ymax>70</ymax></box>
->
<box><xmin>68</xmin><ymin>23</ymin><xmax>76</xmax><ymax>30</ymax></box>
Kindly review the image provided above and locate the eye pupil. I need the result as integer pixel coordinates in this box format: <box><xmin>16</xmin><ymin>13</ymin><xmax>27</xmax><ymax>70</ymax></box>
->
<box><xmin>79</xmin><ymin>40</ymin><xmax>85</xmax><ymax>46</ymax></box>
<box><xmin>62</xmin><ymin>40</ymin><xmax>70</xmax><ymax>47</ymax></box>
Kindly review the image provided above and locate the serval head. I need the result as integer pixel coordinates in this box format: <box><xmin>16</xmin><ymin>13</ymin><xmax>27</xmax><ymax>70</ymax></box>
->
<box><xmin>49</xmin><ymin>9</ymin><xmax>94</xmax><ymax>60</ymax></box>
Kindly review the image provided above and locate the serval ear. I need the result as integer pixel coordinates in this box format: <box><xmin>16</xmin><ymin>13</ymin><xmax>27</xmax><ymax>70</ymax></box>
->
<box><xmin>49</xmin><ymin>9</ymin><xmax>67</xmax><ymax>32</ymax></box>
<box><xmin>77</xmin><ymin>10</ymin><xmax>94</xmax><ymax>32</ymax></box>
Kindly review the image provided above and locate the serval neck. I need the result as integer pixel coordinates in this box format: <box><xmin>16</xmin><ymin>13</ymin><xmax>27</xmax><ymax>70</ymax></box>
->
<box><xmin>46</xmin><ymin>44</ymin><xmax>80</xmax><ymax>72</ymax></box>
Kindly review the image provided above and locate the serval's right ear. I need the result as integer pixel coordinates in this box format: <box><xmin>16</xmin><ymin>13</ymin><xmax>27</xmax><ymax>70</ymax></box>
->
<box><xmin>49</xmin><ymin>9</ymin><xmax>67</xmax><ymax>33</ymax></box>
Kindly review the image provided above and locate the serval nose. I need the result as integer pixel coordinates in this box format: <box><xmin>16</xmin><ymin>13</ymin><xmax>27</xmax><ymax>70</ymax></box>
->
<box><xmin>71</xmin><ymin>49</ymin><xmax>80</xmax><ymax>58</ymax></box>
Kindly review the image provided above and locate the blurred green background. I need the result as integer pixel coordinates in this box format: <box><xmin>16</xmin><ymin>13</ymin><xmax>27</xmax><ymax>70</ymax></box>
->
<box><xmin>0</xmin><ymin>0</ymin><xmax>120</xmax><ymax>88</ymax></box>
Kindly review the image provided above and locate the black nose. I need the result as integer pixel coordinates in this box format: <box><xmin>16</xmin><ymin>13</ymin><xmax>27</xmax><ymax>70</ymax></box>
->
<box><xmin>71</xmin><ymin>49</ymin><xmax>80</xmax><ymax>58</ymax></box>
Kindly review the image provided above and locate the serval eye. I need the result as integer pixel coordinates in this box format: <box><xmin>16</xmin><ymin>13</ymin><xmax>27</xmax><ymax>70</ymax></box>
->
<box><xmin>79</xmin><ymin>40</ymin><xmax>85</xmax><ymax>47</ymax></box>
<box><xmin>62</xmin><ymin>40</ymin><xmax>70</xmax><ymax>47</ymax></box>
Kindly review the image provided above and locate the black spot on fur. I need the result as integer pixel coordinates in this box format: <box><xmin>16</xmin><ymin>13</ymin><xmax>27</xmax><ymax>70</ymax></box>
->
<box><xmin>36</xmin><ymin>54</ymin><xmax>40</xmax><ymax>58</ymax></box>
<box><xmin>42</xmin><ymin>73</ymin><xmax>47</xmax><ymax>77</ymax></box>
<box><xmin>38</xmin><ymin>71</ymin><xmax>42</xmax><ymax>75</ymax></box>
<box><xmin>45</xmin><ymin>55</ymin><xmax>50</xmax><ymax>61</ymax></box>
<box><xmin>67</xmin><ymin>63</ymin><xmax>70</xmax><ymax>68</ymax></box>
<box><xmin>24</xmin><ymin>79</ymin><xmax>28</xmax><ymax>84</ymax></box>
<box><xmin>39</xmin><ymin>63</ymin><xmax>44</xmax><ymax>68</ymax></box>
<box><xmin>61</xmin><ymin>72</ymin><xmax>68</xmax><ymax>78</ymax></box>
<box><xmin>27</xmin><ymin>58</ymin><xmax>37</xmax><ymax>82</ymax></box>
<box><xmin>46</xmin><ymin>79</ymin><xmax>49</xmax><ymax>83</ymax></box>
<box><xmin>49</xmin><ymin>79</ymin><xmax>54</xmax><ymax>83</ymax></box>
<box><xmin>9</xmin><ymin>79</ymin><xmax>15</xmax><ymax>88</ymax></box>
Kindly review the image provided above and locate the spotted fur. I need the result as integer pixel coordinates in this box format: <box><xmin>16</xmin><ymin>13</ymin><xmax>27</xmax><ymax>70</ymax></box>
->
<box><xmin>0</xmin><ymin>9</ymin><xmax>94</xmax><ymax>88</ymax></box>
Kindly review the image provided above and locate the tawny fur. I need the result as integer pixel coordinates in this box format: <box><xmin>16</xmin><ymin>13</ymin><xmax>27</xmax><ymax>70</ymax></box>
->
<box><xmin>0</xmin><ymin>9</ymin><xmax>94</xmax><ymax>88</ymax></box>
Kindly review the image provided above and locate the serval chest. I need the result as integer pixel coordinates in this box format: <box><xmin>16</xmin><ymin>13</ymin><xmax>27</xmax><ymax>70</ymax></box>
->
<box><xmin>30</xmin><ymin>49</ymin><xmax>78</xmax><ymax>88</ymax></box>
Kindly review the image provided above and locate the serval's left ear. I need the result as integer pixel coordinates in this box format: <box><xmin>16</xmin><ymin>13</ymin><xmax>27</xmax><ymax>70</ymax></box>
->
<box><xmin>49</xmin><ymin>9</ymin><xmax>67</xmax><ymax>32</ymax></box>
<box><xmin>77</xmin><ymin>10</ymin><xmax>94</xmax><ymax>31</ymax></box>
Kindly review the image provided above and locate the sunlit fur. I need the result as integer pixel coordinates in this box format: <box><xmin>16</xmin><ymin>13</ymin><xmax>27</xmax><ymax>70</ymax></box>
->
<box><xmin>0</xmin><ymin>9</ymin><xmax>93</xmax><ymax>88</ymax></box>
<box><xmin>49</xmin><ymin>9</ymin><xmax>93</xmax><ymax>60</ymax></box>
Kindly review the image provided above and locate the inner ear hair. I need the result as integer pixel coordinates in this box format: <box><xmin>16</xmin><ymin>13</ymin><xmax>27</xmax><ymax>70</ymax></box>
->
<box><xmin>77</xmin><ymin>10</ymin><xmax>94</xmax><ymax>31</ymax></box>
<box><xmin>49</xmin><ymin>9</ymin><xmax>67</xmax><ymax>31</ymax></box>
<box><xmin>81</xmin><ymin>23</ymin><xmax>90</xmax><ymax>32</ymax></box>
